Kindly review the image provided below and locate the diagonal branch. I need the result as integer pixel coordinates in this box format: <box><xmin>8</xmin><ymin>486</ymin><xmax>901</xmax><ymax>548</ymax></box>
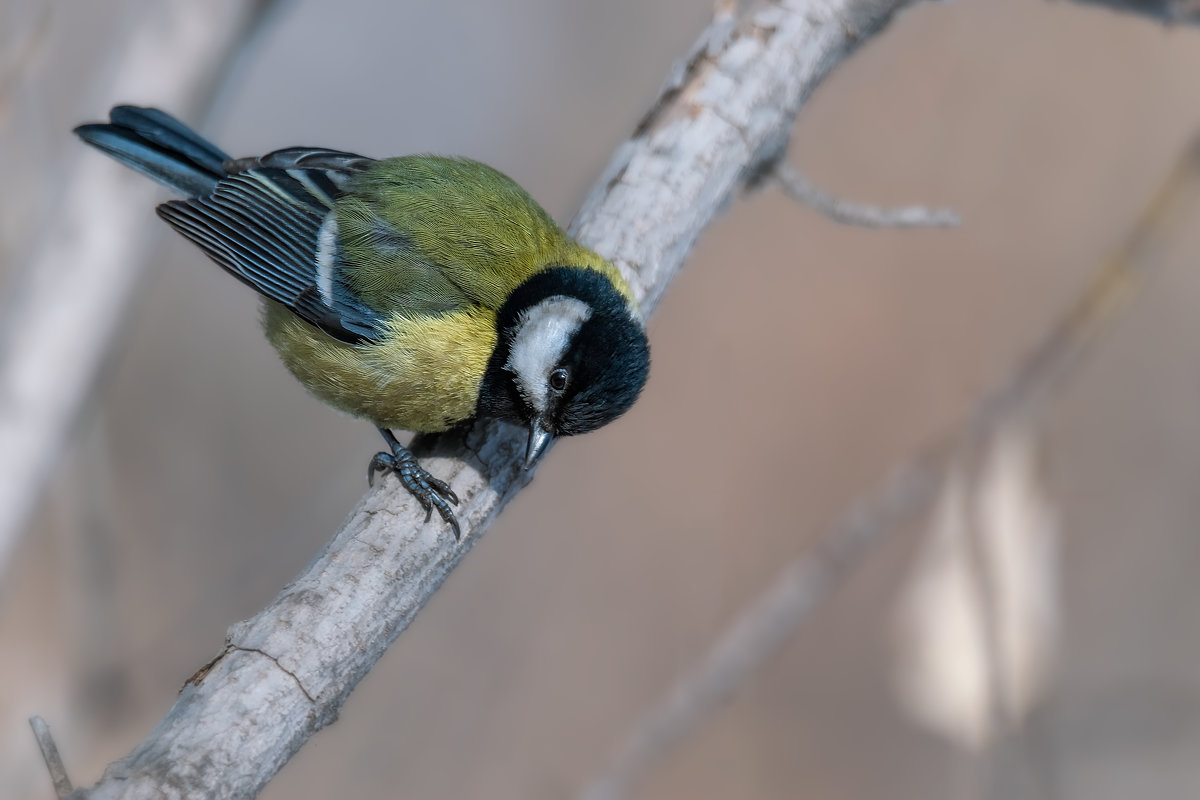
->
<box><xmin>579</xmin><ymin>454</ymin><xmax>945</xmax><ymax>800</ymax></box>
<box><xmin>576</xmin><ymin>122</ymin><xmax>1200</xmax><ymax>800</ymax></box>
<box><xmin>65</xmin><ymin>0</ymin><xmax>935</xmax><ymax>797</ymax></box>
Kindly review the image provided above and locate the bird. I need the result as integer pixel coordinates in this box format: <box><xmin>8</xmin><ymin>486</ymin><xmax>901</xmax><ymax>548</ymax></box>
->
<box><xmin>74</xmin><ymin>105</ymin><xmax>650</xmax><ymax>539</ymax></box>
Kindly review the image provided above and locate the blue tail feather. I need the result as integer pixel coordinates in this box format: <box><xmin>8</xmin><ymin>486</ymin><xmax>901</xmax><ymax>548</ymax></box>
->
<box><xmin>74</xmin><ymin>106</ymin><xmax>230</xmax><ymax>198</ymax></box>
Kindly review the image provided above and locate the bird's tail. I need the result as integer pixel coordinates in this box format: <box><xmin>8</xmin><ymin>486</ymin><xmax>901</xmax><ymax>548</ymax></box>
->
<box><xmin>73</xmin><ymin>105</ymin><xmax>230</xmax><ymax>197</ymax></box>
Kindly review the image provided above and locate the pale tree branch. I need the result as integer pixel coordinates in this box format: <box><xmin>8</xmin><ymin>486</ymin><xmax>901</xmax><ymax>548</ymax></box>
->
<box><xmin>577</xmin><ymin>123</ymin><xmax>1200</xmax><ymax>800</ymax></box>
<box><xmin>0</xmin><ymin>0</ymin><xmax>274</xmax><ymax>581</ymax></box>
<box><xmin>55</xmin><ymin>0</ymin><xmax>938</xmax><ymax>797</ymax></box>
<box><xmin>0</xmin><ymin>7</ymin><xmax>52</xmax><ymax>129</ymax></box>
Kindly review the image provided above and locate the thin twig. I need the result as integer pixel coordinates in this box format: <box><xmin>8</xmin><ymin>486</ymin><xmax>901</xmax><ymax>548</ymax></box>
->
<box><xmin>576</xmin><ymin>133</ymin><xmax>1200</xmax><ymax>800</ymax></box>
<box><xmin>773</xmin><ymin>162</ymin><xmax>960</xmax><ymax>228</ymax></box>
<box><xmin>29</xmin><ymin>716</ymin><xmax>73</xmax><ymax>800</ymax></box>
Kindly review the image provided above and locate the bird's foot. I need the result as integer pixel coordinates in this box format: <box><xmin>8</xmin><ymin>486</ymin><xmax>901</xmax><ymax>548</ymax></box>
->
<box><xmin>369</xmin><ymin>433</ymin><xmax>460</xmax><ymax>540</ymax></box>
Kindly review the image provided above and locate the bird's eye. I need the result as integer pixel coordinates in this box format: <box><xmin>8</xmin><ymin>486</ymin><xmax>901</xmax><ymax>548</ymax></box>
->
<box><xmin>549</xmin><ymin>368</ymin><xmax>568</xmax><ymax>392</ymax></box>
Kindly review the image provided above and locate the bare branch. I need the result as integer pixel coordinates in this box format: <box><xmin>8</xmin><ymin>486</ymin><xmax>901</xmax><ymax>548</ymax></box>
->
<box><xmin>29</xmin><ymin>716</ymin><xmax>73</xmax><ymax>800</ymax></box>
<box><xmin>67</xmin><ymin>0</ymin><xmax>934</xmax><ymax>797</ymax></box>
<box><xmin>577</xmin><ymin>128</ymin><xmax>1200</xmax><ymax>800</ymax></box>
<box><xmin>773</xmin><ymin>162</ymin><xmax>960</xmax><ymax>227</ymax></box>
<box><xmin>0</xmin><ymin>0</ymin><xmax>273</xmax><ymax>581</ymax></box>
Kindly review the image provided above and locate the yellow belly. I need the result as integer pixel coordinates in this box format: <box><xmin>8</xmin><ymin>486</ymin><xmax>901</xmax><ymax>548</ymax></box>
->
<box><xmin>263</xmin><ymin>301</ymin><xmax>497</xmax><ymax>433</ymax></box>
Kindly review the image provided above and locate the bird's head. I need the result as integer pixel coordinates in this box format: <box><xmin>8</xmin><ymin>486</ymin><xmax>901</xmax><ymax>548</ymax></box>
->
<box><xmin>478</xmin><ymin>266</ymin><xmax>650</xmax><ymax>467</ymax></box>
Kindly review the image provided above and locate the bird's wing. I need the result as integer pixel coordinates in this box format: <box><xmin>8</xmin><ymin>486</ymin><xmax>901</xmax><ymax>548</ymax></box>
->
<box><xmin>332</xmin><ymin>155</ymin><xmax>560</xmax><ymax>317</ymax></box>
<box><xmin>157</xmin><ymin>149</ymin><xmax>386</xmax><ymax>344</ymax></box>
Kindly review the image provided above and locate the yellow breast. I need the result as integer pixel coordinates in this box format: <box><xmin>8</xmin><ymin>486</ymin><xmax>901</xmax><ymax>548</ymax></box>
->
<box><xmin>263</xmin><ymin>301</ymin><xmax>497</xmax><ymax>433</ymax></box>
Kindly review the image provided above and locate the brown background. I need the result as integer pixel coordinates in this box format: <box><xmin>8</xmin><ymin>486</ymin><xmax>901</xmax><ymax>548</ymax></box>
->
<box><xmin>3</xmin><ymin>0</ymin><xmax>1200</xmax><ymax>798</ymax></box>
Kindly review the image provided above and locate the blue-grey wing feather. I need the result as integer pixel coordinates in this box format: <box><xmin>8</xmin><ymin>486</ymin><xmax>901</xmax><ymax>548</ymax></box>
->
<box><xmin>76</xmin><ymin>106</ymin><xmax>387</xmax><ymax>343</ymax></box>
<box><xmin>158</xmin><ymin>161</ymin><xmax>385</xmax><ymax>343</ymax></box>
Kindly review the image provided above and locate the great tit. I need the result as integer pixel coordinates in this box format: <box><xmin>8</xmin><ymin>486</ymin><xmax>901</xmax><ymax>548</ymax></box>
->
<box><xmin>75</xmin><ymin>106</ymin><xmax>650</xmax><ymax>538</ymax></box>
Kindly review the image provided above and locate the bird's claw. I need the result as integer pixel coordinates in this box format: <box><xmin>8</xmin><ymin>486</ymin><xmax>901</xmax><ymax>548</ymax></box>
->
<box><xmin>368</xmin><ymin>448</ymin><xmax>461</xmax><ymax>540</ymax></box>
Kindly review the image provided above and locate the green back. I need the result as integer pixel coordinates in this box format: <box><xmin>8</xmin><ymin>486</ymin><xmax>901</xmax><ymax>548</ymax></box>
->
<box><xmin>337</xmin><ymin>156</ymin><xmax>572</xmax><ymax>317</ymax></box>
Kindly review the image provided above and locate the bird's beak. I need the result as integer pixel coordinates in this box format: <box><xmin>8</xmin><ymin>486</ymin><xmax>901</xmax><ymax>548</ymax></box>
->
<box><xmin>525</xmin><ymin>422</ymin><xmax>553</xmax><ymax>469</ymax></box>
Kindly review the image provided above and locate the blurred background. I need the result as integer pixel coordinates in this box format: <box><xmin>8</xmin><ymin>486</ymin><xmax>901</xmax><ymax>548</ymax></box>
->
<box><xmin>3</xmin><ymin>0</ymin><xmax>1200</xmax><ymax>798</ymax></box>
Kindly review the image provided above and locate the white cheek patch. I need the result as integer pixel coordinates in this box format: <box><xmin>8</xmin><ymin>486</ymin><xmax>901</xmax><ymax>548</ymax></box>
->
<box><xmin>315</xmin><ymin>211</ymin><xmax>339</xmax><ymax>304</ymax></box>
<box><xmin>505</xmin><ymin>295</ymin><xmax>592</xmax><ymax>415</ymax></box>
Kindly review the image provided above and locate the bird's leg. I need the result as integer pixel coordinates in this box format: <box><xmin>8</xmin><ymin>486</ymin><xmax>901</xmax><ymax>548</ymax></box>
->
<box><xmin>368</xmin><ymin>426</ymin><xmax>461</xmax><ymax>539</ymax></box>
